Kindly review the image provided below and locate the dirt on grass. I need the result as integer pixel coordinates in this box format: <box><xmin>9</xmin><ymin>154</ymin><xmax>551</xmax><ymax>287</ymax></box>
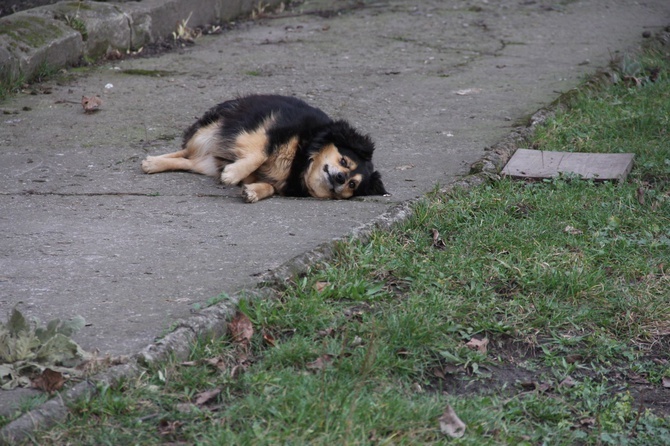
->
<box><xmin>427</xmin><ymin>337</ymin><xmax>670</xmax><ymax>418</ymax></box>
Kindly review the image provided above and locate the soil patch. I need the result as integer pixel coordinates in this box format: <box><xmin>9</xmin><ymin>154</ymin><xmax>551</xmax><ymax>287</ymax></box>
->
<box><xmin>427</xmin><ymin>337</ymin><xmax>670</xmax><ymax>417</ymax></box>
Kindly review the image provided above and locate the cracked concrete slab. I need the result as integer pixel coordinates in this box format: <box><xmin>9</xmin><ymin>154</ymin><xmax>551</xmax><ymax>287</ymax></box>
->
<box><xmin>1</xmin><ymin>0</ymin><xmax>669</xmax><ymax>416</ymax></box>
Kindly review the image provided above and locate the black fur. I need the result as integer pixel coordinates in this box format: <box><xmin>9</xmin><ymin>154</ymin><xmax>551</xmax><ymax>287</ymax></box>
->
<box><xmin>184</xmin><ymin>94</ymin><xmax>387</xmax><ymax>198</ymax></box>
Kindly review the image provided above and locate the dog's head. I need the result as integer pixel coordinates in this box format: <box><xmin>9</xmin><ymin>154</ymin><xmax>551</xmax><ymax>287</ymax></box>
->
<box><xmin>304</xmin><ymin>121</ymin><xmax>387</xmax><ymax>200</ymax></box>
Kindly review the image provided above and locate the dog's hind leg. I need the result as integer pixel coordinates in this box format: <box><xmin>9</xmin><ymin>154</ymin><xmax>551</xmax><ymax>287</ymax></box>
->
<box><xmin>141</xmin><ymin>150</ymin><xmax>195</xmax><ymax>174</ymax></box>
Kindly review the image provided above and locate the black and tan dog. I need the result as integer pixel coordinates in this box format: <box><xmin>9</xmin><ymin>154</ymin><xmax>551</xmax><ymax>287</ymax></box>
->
<box><xmin>141</xmin><ymin>94</ymin><xmax>387</xmax><ymax>203</ymax></box>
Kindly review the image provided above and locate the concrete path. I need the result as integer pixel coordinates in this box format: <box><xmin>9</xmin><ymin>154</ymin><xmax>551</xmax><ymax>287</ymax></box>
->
<box><xmin>1</xmin><ymin>0</ymin><xmax>669</xmax><ymax>411</ymax></box>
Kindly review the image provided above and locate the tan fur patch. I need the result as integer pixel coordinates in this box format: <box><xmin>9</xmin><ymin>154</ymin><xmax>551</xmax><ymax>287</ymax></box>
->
<box><xmin>257</xmin><ymin>136</ymin><xmax>299</xmax><ymax>190</ymax></box>
<box><xmin>220</xmin><ymin>115</ymin><xmax>276</xmax><ymax>185</ymax></box>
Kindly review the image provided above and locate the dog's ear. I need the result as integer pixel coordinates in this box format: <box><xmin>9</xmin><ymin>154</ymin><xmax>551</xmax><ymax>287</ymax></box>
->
<box><xmin>328</xmin><ymin>120</ymin><xmax>375</xmax><ymax>161</ymax></box>
<box><xmin>369</xmin><ymin>171</ymin><xmax>388</xmax><ymax>195</ymax></box>
<box><xmin>358</xmin><ymin>170</ymin><xmax>388</xmax><ymax>196</ymax></box>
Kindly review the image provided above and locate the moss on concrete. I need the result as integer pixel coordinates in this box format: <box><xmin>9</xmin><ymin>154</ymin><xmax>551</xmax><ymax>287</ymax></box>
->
<box><xmin>0</xmin><ymin>17</ymin><xmax>66</xmax><ymax>49</ymax></box>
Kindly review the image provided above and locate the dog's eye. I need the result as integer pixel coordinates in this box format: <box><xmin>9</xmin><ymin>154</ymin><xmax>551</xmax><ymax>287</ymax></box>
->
<box><xmin>340</xmin><ymin>158</ymin><xmax>348</xmax><ymax>168</ymax></box>
<box><xmin>348</xmin><ymin>180</ymin><xmax>357</xmax><ymax>189</ymax></box>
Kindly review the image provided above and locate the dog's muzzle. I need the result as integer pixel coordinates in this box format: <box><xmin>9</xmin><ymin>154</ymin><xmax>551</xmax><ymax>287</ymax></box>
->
<box><xmin>323</xmin><ymin>165</ymin><xmax>345</xmax><ymax>191</ymax></box>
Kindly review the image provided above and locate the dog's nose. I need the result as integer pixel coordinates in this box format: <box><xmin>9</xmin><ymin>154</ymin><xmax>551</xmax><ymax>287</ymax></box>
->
<box><xmin>334</xmin><ymin>172</ymin><xmax>346</xmax><ymax>185</ymax></box>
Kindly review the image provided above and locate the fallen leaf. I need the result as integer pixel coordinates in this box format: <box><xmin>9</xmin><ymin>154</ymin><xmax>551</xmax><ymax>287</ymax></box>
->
<box><xmin>636</xmin><ymin>187</ymin><xmax>645</xmax><ymax>205</ymax></box>
<box><xmin>306</xmin><ymin>354</ymin><xmax>334</xmax><ymax>371</ymax></box>
<box><xmin>519</xmin><ymin>381</ymin><xmax>537</xmax><ymax>390</ymax></box>
<box><xmin>81</xmin><ymin>95</ymin><xmax>102</xmax><ymax>113</ymax></box>
<box><xmin>439</xmin><ymin>404</ymin><xmax>466</xmax><ymax>438</ymax></box>
<box><xmin>263</xmin><ymin>332</ymin><xmax>276</xmax><ymax>347</ymax></box>
<box><xmin>394</xmin><ymin>164</ymin><xmax>415</xmax><ymax>171</ymax></box>
<box><xmin>628</xmin><ymin>372</ymin><xmax>650</xmax><ymax>385</ymax></box>
<box><xmin>564</xmin><ymin>225</ymin><xmax>583</xmax><ymax>235</ymax></box>
<box><xmin>195</xmin><ymin>388</ymin><xmax>221</xmax><ymax>406</ymax></box>
<box><xmin>317</xmin><ymin>327</ymin><xmax>336</xmax><ymax>337</ymax></box>
<box><xmin>565</xmin><ymin>354</ymin><xmax>583</xmax><ymax>364</ymax></box>
<box><xmin>228</xmin><ymin>311</ymin><xmax>253</xmax><ymax>345</ymax></box>
<box><xmin>395</xmin><ymin>348</ymin><xmax>410</xmax><ymax>358</ymax></box>
<box><xmin>158</xmin><ymin>419</ymin><xmax>183</xmax><ymax>436</ymax></box>
<box><xmin>32</xmin><ymin>368</ymin><xmax>66</xmax><ymax>393</ymax></box>
<box><xmin>662</xmin><ymin>376</ymin><xmax>670</xmax><ymax>388</ymax></box>
<box><xmin>431</xmin><ymin>229</ymin><xmax>446</xmax><ymax>249</ymax></box>
<box><xmin>465</xmin><ymin>337</ymin><xmax>489</xmax><ymax>354</ymax></box>
<box><xmin>205</xmin><ymin>357</ymin><xmax>226</xmax><ymax>371</ymax></box>
<box><xmin>559</xmin><ymin>376</ymin><xmax>577</xmax><ymax>388</ymax></box>
<box><xmin>175</xmin><ymin>402</ymin><xmax>197</xmax><ymax>413</ymax></box>
<box><xmin>579</xmin><ymin>417</ymin><xmax>596</xmax><ymax>427</ymax></box>
<box><xmin>106</xmin><ymin>48</ymin><xmax>123</xmax><ymax>60</ymax></box>
<box><xmin>314</xmin><ymin>281</ymin><xmax>330</xmax><ymax>292</ymax></box>
<box><xmin>230</xmin><ymin>362</ymin><xmax>249</xmax><ymax>378</ymax></box>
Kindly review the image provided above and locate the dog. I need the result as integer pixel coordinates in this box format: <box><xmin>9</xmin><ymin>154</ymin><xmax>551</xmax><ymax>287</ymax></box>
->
<box><xmin>141</xmin><ymin>94</ymin><xmax>387</xmax><ymax>203</ymax></box>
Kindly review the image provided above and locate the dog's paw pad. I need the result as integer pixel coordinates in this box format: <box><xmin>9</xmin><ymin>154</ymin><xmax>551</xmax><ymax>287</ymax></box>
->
<box><xmin>241</xmin><ymin>186</ymin><xmax>258</xmax><ymax>203</ymax></box>
<box><xmin>141</xmin><ymin>157</ymin><xmax>158</xmax><ymax>173</ymax></box>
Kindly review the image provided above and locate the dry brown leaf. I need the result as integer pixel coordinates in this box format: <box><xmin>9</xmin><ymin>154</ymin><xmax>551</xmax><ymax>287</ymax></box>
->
<box><xmin>566</xmin><ymin>354</ymin><xmax>583</xmax><ymax>364</ymax></box>
<box><xmin>205</xmin><ymin>357</ymin><xmax>226</xmax><ymax>371</ymax></box>
<box><xmin>636</xmin><ymin>187</ymin><xmax>646</xmax><ymax>205</ymax></box>
<box><xmin>628</xmin><ymin>372</ymin><xmax>650</xmax><ymax>385</ymax></box>
<box><xmin>439</xmin><ymin>404</ymin><xmax>466</xmax><ymax>438</ymax></box>
<box><xmin>662</xmin><ymin>376</ymin><xmax>670</xmax><ymax>388</ymax></box>
<box><xmin>195</xmin><ymin>388</ymin><xmax>221</xmax><ymax>406</ymax></box>
<box><xmin>230</xmin><ymin>363</ymin><xmax>248</xmax><ymax>379</ymax></box>
<box><xmin>263</xmin><ymin>332</ymin><xmax>276</xmax><ymax>347</ymax></box>
<box><xmin>158</xmin><ymin>419</ymin><xmax>183</xmax><ymax>436</ymax></box>
<box><xmin>175</xmin><ymin>402</ymin><xmax>197</xmax><ymax>414</ymax></box>
<box><xmin>229</xmin><ymin>310</ymin><xmax>253</xmax><ymax>345</ymax></box>
<box><xmin>559</xmin><ymin>376</ymin><xmax>577</xmax><ymax>388</ymax></box>
<box><xmin>317</xmin><ymin>327</ymin><xmax>336</xmax><ymax>337</ymax></box>
<box><xmin>579</xmin><ymin>417</ymin><xmax>596</xmax><ymax>427</ymax></box>
<box><xmin>465</xmin><ymin>337</ymin><xmax>489</xmax><ymax>353</ymax></box>
<box><xmin>81</xmin><ymin>95</ymin><xmax>102</xmax><ymax>113</ymax></box>
<box><xmin>564</xmin><ymin>225</ymin><xmax>583</xmax><ymax>235</ymax></box>
<box><xmin>431</xmin><ymin>229</ymin><xmax>446</xmax><ymax>249</ymax></box>
<box><xmin>32</xmin><ymin>368</ymin><xmax>66</xmax><ymax>393</ymax></box>
<box><xmin>306</xmin><ymin>354</ymin><xmax>334</xmax><ymax>371</ymax></box>
<box><xmin>395</xmin><ymin>348</ymin><xmax>410</xmax><ymax>358</ymax></box>
<box><xmin>314</xmin><ymin>281</ymin><xmax>330</xmax><ymax>292</ymax></box>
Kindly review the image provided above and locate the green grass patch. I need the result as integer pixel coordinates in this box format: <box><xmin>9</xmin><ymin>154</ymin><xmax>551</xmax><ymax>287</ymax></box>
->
<box><xmin>533</xmin><ymin>49</ymin><xmax>670</xmax><ymax>186</ymax></box>
<box><xmin>16</xmin><ymin>47</ymin><xmax>670</xmax><ymax>445</ymax></box>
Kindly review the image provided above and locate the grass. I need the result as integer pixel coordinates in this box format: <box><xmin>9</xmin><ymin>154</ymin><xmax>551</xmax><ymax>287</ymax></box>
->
<box><xmin>0</xmin><ymin>62</ymin><xmax>66</xmax><ymax>102</ymax></box>
<box><xmin>11</xmin><ymin>47</ymin><xmax>670</xmax><ymax>445</ymax></box>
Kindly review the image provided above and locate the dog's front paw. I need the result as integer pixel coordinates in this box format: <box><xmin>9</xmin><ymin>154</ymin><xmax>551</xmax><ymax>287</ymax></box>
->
<box><xmin>241</xmin><ymin>185</ymin><xmax>259</xmax><ymax>203</ymax></box>
<box><xmin>141</xmin><ymin>156</ymin><xmax>159</xmax><ymax>173</ymax></box>
<box><xmin>220</xmin><ymin>165</ymin><xmax>242</xmax><ymax>185</ymax></box>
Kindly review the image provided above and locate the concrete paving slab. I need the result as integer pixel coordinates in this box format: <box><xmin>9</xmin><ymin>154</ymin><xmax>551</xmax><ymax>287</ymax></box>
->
<box><xmin>503</xmin><ymin>149</ymin><xmax>635</xmax><ymax>181</ymax></box>
<box><xmin>1</xmin><ymin>0</ymin><xmax>669</xmax><ymax>417</ymax></box>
